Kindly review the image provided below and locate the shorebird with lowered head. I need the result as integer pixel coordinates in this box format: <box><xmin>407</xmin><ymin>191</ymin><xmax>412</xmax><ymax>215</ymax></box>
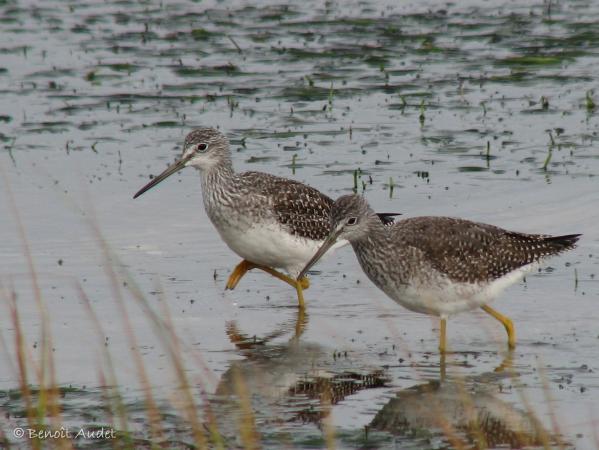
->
<box><xmin>299</xmin><ymin>194</ymin><xmax>580</xmax><ymax>352</ymax></box>
<box><xmin>134</xmin><ymin>128</ymin><xmax>398</xmax><ymax>307</ymax></box>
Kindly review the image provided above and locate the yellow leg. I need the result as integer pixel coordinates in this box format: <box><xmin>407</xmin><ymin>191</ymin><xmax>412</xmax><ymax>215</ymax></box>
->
<box><xmin>257</xmin><ymin>266</ymin><xmax>309</xmax><ymax>291</ymax></box>
<box><xmin>439</xmin><ymin>318</ymin><xmax>447</xmax><ymax>353</ymax></box>
<box><xmin>256</xmin><ymin>266</ymin><xmax>307</xmax><ymax>309</ymax></box>
<box><xmin>481</xmin><ymin>304</ymin><xmax>516</xmax><ymax>349</ymax></box>
<box><xmin>225</xmin><ymin>259</ymin><xmax>309</xmax><ymax>308</ymax></box>
<box><xmin>225</xmin><ymin>259</ymin><xmax>257</xmax><ymax>290</ymax></box>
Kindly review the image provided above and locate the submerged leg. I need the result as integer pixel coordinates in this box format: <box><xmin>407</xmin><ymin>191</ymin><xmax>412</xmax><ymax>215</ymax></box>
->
<box><xmin>494</xmin><ymin>350</ymin><xmax>515</xmax><ymax>373</ymax></box>
<box><xmin>439</xmin><ymin>317</ymin><xmax>447</xmax><ymax>353</ymax></box>
<box><xmin>225</xmin><ymin>259</ymin><xmax>309</xmax><ymax>308</ymax></box>
<box><xmin>439</xmin><ymin>352</ymin><xmax>447</xmax><ymax>381</ymax></box>
<box><xmin>293</xmin><ymin>306</ymin><xmax>308</xmax><ymax>340</ymax></box>
<box><xmin>481</xmin><ymin>304</ymin><xmax>516</xmax><ymax>349</ymax></box>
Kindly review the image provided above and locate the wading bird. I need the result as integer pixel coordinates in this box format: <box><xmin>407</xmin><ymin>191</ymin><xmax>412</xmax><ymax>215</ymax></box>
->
<box><xmin>134</xmin><ymin>128</ymin><xmax>397</xmax><ymax>307</ymax></box>
<box><xmin>299</xmin><ymin>194</ymin><xmax>580</xmax><ymax>352</ymax></box>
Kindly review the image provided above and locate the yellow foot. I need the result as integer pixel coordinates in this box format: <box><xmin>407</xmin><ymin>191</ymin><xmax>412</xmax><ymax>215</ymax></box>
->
<box><xmin>297</xmin><ymin>277</ymin><xmax>310</xmax><ymax>290</ymax></box>
<box><xmin>225</xmin><ymin>260</ymin><xmax>256</xmax><ymax>290</ymax></box>
<box><xmin>481</xmin><ymin>305</ymin><xmax>516</xmax><ymax>349</ymax></box>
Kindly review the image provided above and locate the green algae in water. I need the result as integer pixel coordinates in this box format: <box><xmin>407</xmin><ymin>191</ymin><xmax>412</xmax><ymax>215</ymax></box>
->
<box><xmin>190</xmin><ymin>28</ymin><xmax>214</xmax><ymax>40</ymax></box>
<box><xmin>496</xmin><ymin>55</ymin><xmax>566</xmax><ymax>67</ymax></box>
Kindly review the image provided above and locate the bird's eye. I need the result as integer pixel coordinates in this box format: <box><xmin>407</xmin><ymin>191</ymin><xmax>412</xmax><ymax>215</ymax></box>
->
<box><xmin>347</xmin><ymin>217</ymin><xmax>357</xmax><ymax>225</ymax></box>
<box><xmin>197</xmin><ymin>143</ymin><xmax>208</xmax><ymax>152</ymax></box>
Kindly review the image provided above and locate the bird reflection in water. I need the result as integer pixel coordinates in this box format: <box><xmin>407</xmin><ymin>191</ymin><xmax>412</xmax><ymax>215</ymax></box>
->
<box><xmin>213</xmin><ymin>313</ymin><xmax>565</xmax><ymax>448</ymax></box>
<box><xmin>370</xmin><ymin>352</ymin><xmax>566</xmax><ymax>449</ymax></box>
<box><xmin>215</xmin><ymin>308</ymin><xmax>389</xmax><ymax>426</ymax></box>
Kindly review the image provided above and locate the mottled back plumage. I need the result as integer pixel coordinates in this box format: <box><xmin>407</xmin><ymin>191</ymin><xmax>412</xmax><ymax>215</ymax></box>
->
<box><xmin>391</xmin><ymin>216</ymin><xmax>580</xmax><ymax>284</ymax></box>
<box><xmin>239</xmin><ymin>172</ymin><xmax>397</xmax><ymax>241</ymax></box>
<box><xmin>326</xmin><ymin>194</ymin><xmax>580</xmax><ymax>285</ymax></box>
<box><xmin>242</xmin><ymin>171</ymin><xmax>333</xmax><ymax>241</ymax></box>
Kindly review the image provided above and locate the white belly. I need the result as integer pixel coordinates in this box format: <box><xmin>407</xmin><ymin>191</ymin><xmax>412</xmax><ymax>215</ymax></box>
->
<box><xmin>379</xmin><ymin>264</ymin><xmax>536</xmax><ymax>318</ymax></box>
<box><xmin>215</xmin><ymin>220</ymin><xmax>346</xmax><ymax>277</ymax></box>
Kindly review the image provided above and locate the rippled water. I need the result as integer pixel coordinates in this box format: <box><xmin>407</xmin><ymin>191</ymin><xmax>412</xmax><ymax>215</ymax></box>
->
<box><xmin>1</xmin><ymin>0</ymin><xmax>599</xmax><ymax>448</ymax></box>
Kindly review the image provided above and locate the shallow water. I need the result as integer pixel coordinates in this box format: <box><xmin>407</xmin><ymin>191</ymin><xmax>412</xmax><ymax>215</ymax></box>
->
<box><xmin>1</xmin><ymin>0</ymin><xmax>599</xmax><ymax>448</ymax></box>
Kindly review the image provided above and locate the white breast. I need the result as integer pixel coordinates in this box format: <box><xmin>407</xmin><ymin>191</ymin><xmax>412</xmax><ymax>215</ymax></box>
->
<box><xmin>215</xmin><ymin>219</ymin><xmax>346</xmax><ymax>277</ymax></box>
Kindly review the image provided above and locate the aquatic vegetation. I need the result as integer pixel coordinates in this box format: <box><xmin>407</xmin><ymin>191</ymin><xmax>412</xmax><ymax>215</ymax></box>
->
<box><xmin>0</xmin><ymin>0</ymin><xmax>597</xmax><ymax>448</ymax></box>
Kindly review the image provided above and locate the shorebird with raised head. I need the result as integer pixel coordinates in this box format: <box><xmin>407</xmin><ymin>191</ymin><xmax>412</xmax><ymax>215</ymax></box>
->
<box><xmin>134</xmin><ymin>128</ymin><xmax>396</xmax><ymax>307</ymax></box>
<box><xmin>299</xmin><ymin>194</ymin><xmax>580</xmax><ymax>352</ymax></box>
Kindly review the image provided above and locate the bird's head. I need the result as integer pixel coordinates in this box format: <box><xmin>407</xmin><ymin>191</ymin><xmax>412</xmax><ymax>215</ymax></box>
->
<box><xmin>298</xmin><ymin>194</ymin><xmax>375</xmax><ymax>279</ymax></box>
<box><xmin>133</xmin><ymin>127</ymin><xmax>231</xmax><ymax>199</ymax></box>
<box><xmin>181</xmin><ymin>127</ymin><xmax>231</xmax><ymax>171</ymax></box>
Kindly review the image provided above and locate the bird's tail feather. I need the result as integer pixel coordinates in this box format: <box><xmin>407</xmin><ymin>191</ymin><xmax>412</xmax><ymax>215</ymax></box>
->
<box><xmin>377</xmin><ymin>212</ymin><xmax>401</xmax><ymax>226</ymax></box>
<box><xmin>543</xmin><ymin>233</ymin><xmax>581</xmax><ymax>252</ymax></box>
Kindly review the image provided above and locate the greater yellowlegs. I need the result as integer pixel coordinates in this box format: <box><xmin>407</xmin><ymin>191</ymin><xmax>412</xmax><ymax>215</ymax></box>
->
<box><xmin>134</xmin><ymin>128</ymin><xmax>397</xmax><ymax>307</ymax></box>
<box><xmin>299</xmin><ymin>194</ymin><xmax>580</xmax><ymax>352</ymax></box>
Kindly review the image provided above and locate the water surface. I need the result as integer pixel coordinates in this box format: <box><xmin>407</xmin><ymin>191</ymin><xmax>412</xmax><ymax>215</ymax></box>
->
<box><xmin>1</xmin><ymin>0</ymin><xmax>598</xmax><ymax>448</ymax></box>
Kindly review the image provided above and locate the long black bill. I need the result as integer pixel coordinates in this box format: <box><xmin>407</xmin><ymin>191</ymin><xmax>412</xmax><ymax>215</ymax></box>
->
<box><xmin>133</xmin><ymin>155</ymin><xmax>191</xmax><ymax>199</ymax></box>
<box><xmin>298</xmin><ymin>226</ymin><xmax>343</xmax><ymax>280</ymax></box>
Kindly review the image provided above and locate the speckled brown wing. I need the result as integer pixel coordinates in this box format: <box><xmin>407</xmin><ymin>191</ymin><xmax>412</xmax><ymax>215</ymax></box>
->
<box><xmin>241</xmin><ymin>172</ymin><xmax>399</xmax><ymax>241</ymax></box>
<box><xmin>242</xmin><ymin>172</ymin><xmax>334</xmax><ymax>241</ymax></box>
<box><xmin>392</xmin><ymin>216</ymin><xmax>580</xmax><ymax>284</ymax></box>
